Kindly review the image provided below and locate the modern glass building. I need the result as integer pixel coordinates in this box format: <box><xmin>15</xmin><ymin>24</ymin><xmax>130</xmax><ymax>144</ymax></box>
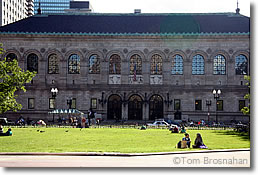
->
<box><xmin>34</xmin><ymin>0</ymin><xmax>71</xmax><ymax>14</ymax></box>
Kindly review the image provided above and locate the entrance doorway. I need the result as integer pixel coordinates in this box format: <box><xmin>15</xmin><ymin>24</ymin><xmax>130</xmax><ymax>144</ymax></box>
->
<box><xmin>107</xmin><ymin>94</ymin><xmax>122</xmax><ymax>120</ymax></box>
<box><xmin>149</xmin><ymin>95</ymin><xmax>163</xmax><ymax>120</ymax></box>
<box><xmin>128</xmin><ymin>95</ymin><xmax>143</xmax><ymax>120</ymax></box>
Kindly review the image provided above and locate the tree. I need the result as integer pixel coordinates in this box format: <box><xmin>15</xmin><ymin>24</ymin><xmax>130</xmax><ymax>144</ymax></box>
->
<box><xmin>0</xmin><ymin>44</ymin><xmax>36</xmax><ymax>114</ymax></box>
<box><xmin>241</xmin><ymin>75</ymin><xmax>250</xmax><ymax>115</ymax></box>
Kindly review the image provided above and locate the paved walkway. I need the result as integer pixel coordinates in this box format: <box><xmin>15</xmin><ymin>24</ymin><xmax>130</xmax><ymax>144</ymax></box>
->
<box><xmin>0</xmin><ymin>149</ymin><xmax>250</xmax><ymax>167</ymax></box>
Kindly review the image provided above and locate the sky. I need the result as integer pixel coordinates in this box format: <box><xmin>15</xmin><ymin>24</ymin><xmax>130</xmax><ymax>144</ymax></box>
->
<box><xmin>77</xmin><ymin>0</ymin><xmax>250</xmax><ymax>17</ymax></box>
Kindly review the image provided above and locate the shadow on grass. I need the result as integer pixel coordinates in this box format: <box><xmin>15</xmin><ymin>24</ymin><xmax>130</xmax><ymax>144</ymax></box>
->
<box><xmin>212</xmin><ymin>130</ymin><xmax>250</xmax><ymax>141</ymax></box>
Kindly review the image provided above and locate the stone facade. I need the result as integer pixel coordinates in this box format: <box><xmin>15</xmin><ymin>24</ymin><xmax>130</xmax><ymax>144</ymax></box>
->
<box><xmin>0</xmin><ymin>33</ymin><xmax>250</xmax><ymax>123</ymax></box>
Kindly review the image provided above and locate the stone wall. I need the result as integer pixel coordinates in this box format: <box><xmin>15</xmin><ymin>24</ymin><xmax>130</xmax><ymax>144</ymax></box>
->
<box><xmin>0</xmin><ymin>34</ymin><xmax>250</xmax><ymax>123</ymax></box>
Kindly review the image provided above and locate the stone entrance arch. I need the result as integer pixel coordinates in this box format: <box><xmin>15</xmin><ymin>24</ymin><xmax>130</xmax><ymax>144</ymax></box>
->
<box><xmin>107</xmin><ymin>94</ymin><xmax>122</xmax><ymax>120</ymax></box>
<box><xmin>128</xmin><ymin>94</ymin><xmax>143</xmax><ymax>120</ymax></box>
<box><xmin>149</xmin><ymin>95</ymin><xmax>163</xmax><ymax>120</ymax></box>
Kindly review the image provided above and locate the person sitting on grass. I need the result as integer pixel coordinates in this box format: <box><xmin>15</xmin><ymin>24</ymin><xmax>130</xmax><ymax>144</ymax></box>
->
<box><xmin>192</xmin><ymin>133</ymin><xmax>208</xmax><ymax>149</ymax></box>
<box><xmin>177</xmin><ymin>133</ymin><xmax>191</xmax><ymax>148</ymax></box>
<box><xmin>181</xmin><ymin>126</ymin><xmax>186</xmax><ymax>133</ymax></box>
<box><xmin>182</xmin><ymin>133</ymin><xmax>191</xmax><ymax>148</ymax></box>
<box><xmin>171</xmin><ymin>126</ymin><xmax>179</xmax><ymax>133</ymax></box>
<box><xmin>140</xmin><ymin>125</ymin><xmax>146</xmax><ymax>130</ymax></box>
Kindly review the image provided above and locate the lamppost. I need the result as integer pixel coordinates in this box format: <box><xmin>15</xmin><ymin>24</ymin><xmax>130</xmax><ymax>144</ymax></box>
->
<box><xmin>50</xmin><ymin>87</ymin><xmax>58</xmax><ymax>123</ymax></box>
<box><xmin>98</xmin><ymin>92</ymin><xmax>107</xmax><ymax>107</ymax></box>
<box><xmin>206</xmin><ymin>100</ymin><xmax>212</xmax><ymax>123</ymax></box>
<box><xmin>212</xmin><ymin>89</ymin><xmax>221</xmax><ymax>123</ymax></box>
<box><xmin>67</xmin><ymin>97</ymin><xmax>73</xmax><ymax>109</ymax></box>
<box><xmin>164</xmin><ymin>92</ymin><xmax>173</xmax><ymax>107</ymax></box>
<box><xmin>164</xmin><ymin>92</ymin><xmax>173</xmax><ymax>121</ymax></box>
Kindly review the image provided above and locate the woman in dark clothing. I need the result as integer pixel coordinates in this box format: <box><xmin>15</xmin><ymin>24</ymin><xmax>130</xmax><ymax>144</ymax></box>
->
<box><xmin>192</xmin><ymin>133</ymin><xmax>207</xmax><ymax>148</ymax></box>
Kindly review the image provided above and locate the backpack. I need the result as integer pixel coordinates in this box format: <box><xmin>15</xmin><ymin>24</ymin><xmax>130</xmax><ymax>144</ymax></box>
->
<box><xmin>177</xmin><ymin>141</ymin><xmax>181</xmax><ymax>148</ymax></box>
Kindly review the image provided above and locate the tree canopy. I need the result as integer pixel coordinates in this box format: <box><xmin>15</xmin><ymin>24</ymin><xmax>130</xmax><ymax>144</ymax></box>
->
<box><xmin>241</xmin><ymin>75</ymin><xmax>250</xmax><ymax>116</ymax></box>
<box><xmin>0</xmin><ymin>44</ymin><xmax>36</xmax><ymax>114</ymax></box>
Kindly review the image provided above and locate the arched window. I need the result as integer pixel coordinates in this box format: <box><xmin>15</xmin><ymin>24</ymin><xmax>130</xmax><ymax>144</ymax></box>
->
<box><xmin>192</xmin><ymin>54</ymin><xmax>204</xmax><ymax>75</ymax></box>
<box><xmin>213</xmin><ymin>54</ymin><xmax>226</xmax><ymax>75</ymax></box>
<box><xmin>149</xmin><ymin>94</ymin><xmax>163</xmax><ymax>120</ymax></box>
<box><xmin>128</xmin><ymin>94</ymin><xmax>143</xmax><ymax>120</ymax></box>
<box><xmin>107</xmin><ymin>94</ymin><xmax>122</xmax><ymax>120</ymax></box>
<box><xmin>171</xmin><ymin>54</ymin><xmax>183</xmax><ymax>75</ymax></box>
<box><xmin>27</xmin><ymin>53</ymin><xmax>38</xmax><ymax>73</ymax></box>
<box><xmin>235</xmin><ymin>54</ymin><xmax>248</xmax><ymax>75</ymax></box>
<box><xmin>6</xmin><ymin>53</ymin><xmax>17</xmax><ymax>61</ymax></box>
<box><xmin>89</xmin><ymin>54</ymin><xmax>100</xmax><ymax>74</ymax></box>
<box><xmin>48</xmin><ymin>54</ymin><xmax>59</xmax><ymax>74</ymax></box>
<box><xmin>150</xmin><ymin>54</ymin><xmax>162</xmax><ymax>75</ymax></box>
<box><xmin>130</xmin><ymin>54</ymin><xmax>142</xmax><ymax>75</ymax></box>
<box><xmin>109</xmin><ymin>54</ymin><xmax>121</xmax><ymax>74</ymax></box>
<box><xmin>68</xmin><ymin>54</ymin><xmax>80</xmax><ymax>74</ymax></box>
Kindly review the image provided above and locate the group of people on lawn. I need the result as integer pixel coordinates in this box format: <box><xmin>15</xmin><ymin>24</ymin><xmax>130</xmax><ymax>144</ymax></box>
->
<box><xmin>170</xmin><ymin>125</ymin><xmax>186</xmax><ymax>133</ymax></box>
<box><xmin>169</xmin><ymin>124</ymin><xmax>207</xmax><ymax>149</ymax></box>
<box><xmin>1</xmin><ymin>121</ymin><xmax>207</xmax><ymax>149</ymax></box>
<box><xmin>177</xmin><ymin>133</ymin><xmax>208</xmax><ymax>149</ymax></box>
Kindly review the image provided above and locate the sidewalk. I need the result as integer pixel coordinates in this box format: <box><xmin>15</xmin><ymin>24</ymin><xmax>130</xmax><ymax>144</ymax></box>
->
<box><xmin>0</xmin><ymin>149</ymin><xmax>250</xmax><ymax>167</ymax></box>
<box><xmin>0</xmin><ymin>148</ymin><xmax>250</xmax><ymax>157</ymax></box>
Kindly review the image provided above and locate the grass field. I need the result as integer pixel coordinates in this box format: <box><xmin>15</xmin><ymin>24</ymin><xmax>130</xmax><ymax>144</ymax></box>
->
<box><xmin>0</xmin><ymin>127</ymin><xmax>250</xmax><ymax>153</ymax></box>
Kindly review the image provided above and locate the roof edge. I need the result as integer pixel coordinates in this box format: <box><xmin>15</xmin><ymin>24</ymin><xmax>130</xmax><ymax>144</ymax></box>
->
<box><xmin>33</xmin><ymin>12</ymin><xmax>245</xmax><ymax>17</ymax></box>
<box><xmin>0</xmin><ymin>31</ymin><xmax>250</xmax><ymax>37</ymax></box>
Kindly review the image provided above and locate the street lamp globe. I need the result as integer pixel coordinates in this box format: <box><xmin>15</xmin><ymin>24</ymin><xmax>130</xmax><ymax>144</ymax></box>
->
<box><xmin>51</xmin><ymin>88</ymin><xmax>58</xmax><ymax>93</ymax></box>
<box><xmin>51</xmin><ymin>87</ymin><xmax>58</xmax><ymax>98</ymax></box>
<box><xmin>51</xmin><ymin>87</ymin><xmax>55</xmax><ymax>93</ymax></box>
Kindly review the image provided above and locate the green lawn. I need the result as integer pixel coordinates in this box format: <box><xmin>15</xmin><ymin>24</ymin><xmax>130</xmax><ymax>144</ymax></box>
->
<box><xmin>0</xmin><ymin>127</ymin><xmax>250</xmax><ymax>153</ymax></box>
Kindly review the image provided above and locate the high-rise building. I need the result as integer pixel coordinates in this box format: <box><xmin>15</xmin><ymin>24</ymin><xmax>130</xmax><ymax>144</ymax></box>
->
<box><xmin>0</xmin><ymin>0</ymin><xmax>34</xmax><ymax>26</ymax></box>
<box><xmin>34</xmin><ymin>0</ymin><xmax>71</xmax><ymax>14</ymax></box>
<box><xmin>34</xmin><ymin>0</ymin><xmax>93</xmax><ymax>14</ymax></box>
<box><xmin>26</xmin><ymin>0</ymin><xmax>34</xmax><ymax>16</ymax></box>
<box><xmin>65</xmin><ymin>1</ymin><xmax>93</xmax><ymax>13</ymax></box>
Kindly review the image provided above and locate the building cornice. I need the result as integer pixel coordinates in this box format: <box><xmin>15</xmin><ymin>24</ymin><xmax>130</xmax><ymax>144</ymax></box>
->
<box><xmin>0</xmin><ymin>32</ymin><xmax>250</xmax><ymax>40</ymax></box>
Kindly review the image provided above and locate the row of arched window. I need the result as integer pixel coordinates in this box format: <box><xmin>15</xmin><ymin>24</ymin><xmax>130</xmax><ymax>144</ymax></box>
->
<box><xmin>5</xmin><ymin>52</ymin><xmax>249</xmax><ymax>75</ymax></box>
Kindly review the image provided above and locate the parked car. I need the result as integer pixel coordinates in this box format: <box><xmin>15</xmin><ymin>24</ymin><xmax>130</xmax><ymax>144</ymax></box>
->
<box><xmin>0</xmin><ymin>118</ymin><xmax>15</xmax><ymax>126</ymax></box>
<box><xmin>0</xmin><ymin>118</ymin><xmax>8</xmax><ymax>125</ymax></box>
<box><xmin>147</xmin><ymin>121</ymin><xmax>170</xmax><ymax>127</ymax></box>
<box><xmin>164</xmin><ymin>119</ymin><xmax>181</xmax><ymax>126</ymax></box>
<box><xmin>169</xmin><ymin>124</ymin><xmax>180</xmax><ymax>130</ymax></box>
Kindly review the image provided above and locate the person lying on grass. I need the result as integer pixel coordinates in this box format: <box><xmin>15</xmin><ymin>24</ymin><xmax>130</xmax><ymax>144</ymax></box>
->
<box><xmin>0</xmin><ymin>128</ymin><xmax>12</xmax><ymax>136</ymax></box>
<box><xmin>192</xmin><ymin>133</ymin><xmax>208</xmax><ymax>149</ymax></box>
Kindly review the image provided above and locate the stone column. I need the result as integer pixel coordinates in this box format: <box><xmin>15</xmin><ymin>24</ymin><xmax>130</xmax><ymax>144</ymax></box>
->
<box><xmin>164</xmin><ymin>103</ymin><xmax>169</xmax><ymax>118</ymax></box>
<box><xmin>101</xmin><ymin>103</ymin><xmax>107</xmax><ymax>120</ymax></box>
<box><xmin>122</xmin><ymin>103</ymin><xmax>128</xmax><ymax>120</ymax></box>
<box><xmin>143</xmin><ymin>103</ymin><xmax>149</xmax><ymax>121</ymax></box>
